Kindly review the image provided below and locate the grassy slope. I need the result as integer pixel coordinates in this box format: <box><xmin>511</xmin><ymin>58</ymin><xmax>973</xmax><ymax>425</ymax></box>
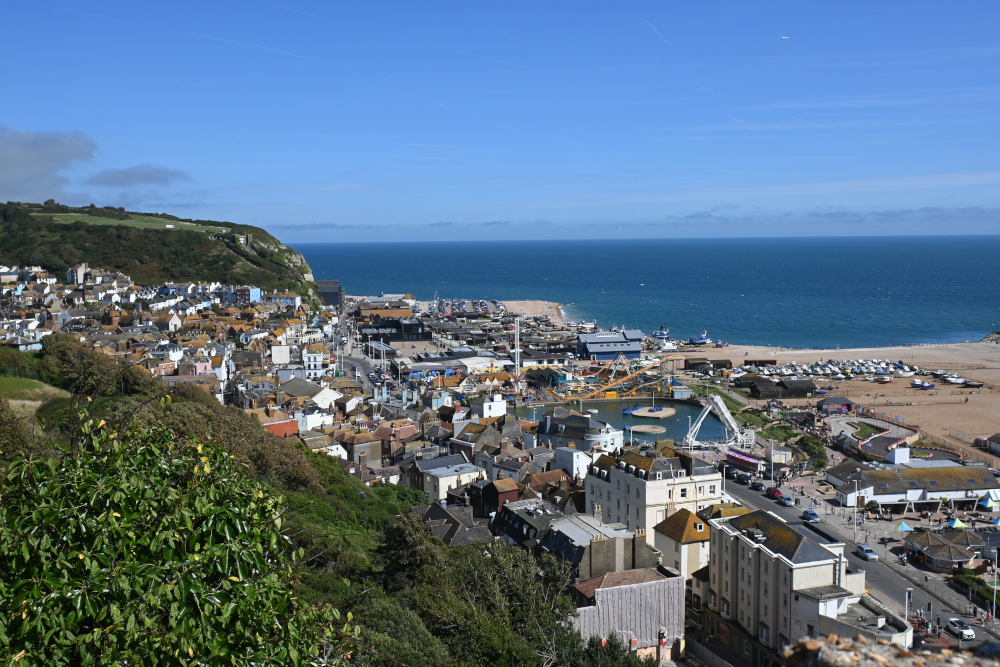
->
<box><xmin>0</xmin><ymin>376</ymin><xmax>69</xmax><ymax>401</ymax></box>
<box><xmin>47</xmin><ymin>213</ymin><xmax>229</xmax><ymax>233</ymax></box>
<box><xmin>0</xmin><ymin>204</ymin><xmax>315</xmax><ymax>295</ymax></box>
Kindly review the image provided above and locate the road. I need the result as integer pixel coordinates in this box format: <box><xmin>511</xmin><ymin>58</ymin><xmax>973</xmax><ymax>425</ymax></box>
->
<box><xmin>721</xmin><ymin>478</ymin><xmax>989</xmax><ymax>649</ymax></box>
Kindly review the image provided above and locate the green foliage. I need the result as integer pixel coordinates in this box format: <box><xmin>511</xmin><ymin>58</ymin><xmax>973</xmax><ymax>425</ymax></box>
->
<box><xmin>559</xmin><ymin>635</ymin><xmax>660</xmax><ymax>667</ymax></box>
<box><xmin>0</xmin><ymin>416</ymin><xmax>352</xmax><ymax>666</ymax></box>
<box><xmin>799</xmin><ymin>434</ymin><xmax>828</xmax><ymax>470</ymax></box>
<box><xmin>865</xmin><ymin>500</ymin><xmax>881</xmax><ymax>512</ymax></box>
<box><xmin>0</xmin><ymin>203</ymin><xmax>310</xmax><ymax>293</ymax></box>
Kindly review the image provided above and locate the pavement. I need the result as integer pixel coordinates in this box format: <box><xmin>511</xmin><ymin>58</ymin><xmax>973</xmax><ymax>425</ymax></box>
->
<box><xmin>723</xmin><ymin>472</ymin><xmax>999</xmax><ymax>650</ymax></box>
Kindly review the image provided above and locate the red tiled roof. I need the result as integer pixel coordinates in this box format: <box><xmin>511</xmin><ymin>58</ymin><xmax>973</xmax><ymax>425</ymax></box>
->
<box><xmin>573</xmin><ymin>568</ymin><xmax>665</xmax><ymax>599</ymax></box>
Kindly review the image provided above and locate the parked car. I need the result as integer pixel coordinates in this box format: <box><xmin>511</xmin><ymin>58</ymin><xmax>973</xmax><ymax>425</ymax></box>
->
<box><xmin>778</xmin><ymin>497</ymin><xmax>795</xmax><ymax>507</ymax></box>
<box><xmin>725</xmin><ymin>468</ymin><xmax>739</xmax><ymax>480</ymax></box>
<box><xmin>947</xmin><ymin>618</ymin><xmax>975</xmax><ymax>640</ymax></box>
<box><xmin>736</xmin><ymin>473</ymin><xmax>752</xmax><ymax>485</ymax></box>
<box><xmin>750</xmin><ymin>481</ymin><xmax>766</xmax><ymax>491</ymax></box>
<box><xmin>802</xmin><ymin>510</ymin><xmax>821</xmax><ymax>523</ymax></box>
<box><xmin>856</xmin><ymin>545</ymin><xmax>878</xmax><ymax>561</ymax></box>
<box><xmin>765</xmin><ymin>487</ymin><xmax>784</xmax><ymax>500</ymax></box>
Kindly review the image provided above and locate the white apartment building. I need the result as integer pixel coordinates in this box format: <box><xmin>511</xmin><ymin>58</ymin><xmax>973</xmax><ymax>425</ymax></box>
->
<box><xmin>706</xmin><ymin>510</ymin><xmax>910</xmax><ymax>665</ymax></box>
<box><xmin>585</xmin><ymin>452</ymin><xmax>723</xmax><ymax>543</ymax></box>
<box><xmin>302</xmin><ymin>343</ymin><xmax>332</xmax><ymax>380</ymax></box>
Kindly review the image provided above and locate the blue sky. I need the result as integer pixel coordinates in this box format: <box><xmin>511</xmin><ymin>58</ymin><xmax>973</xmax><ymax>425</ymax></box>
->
<box><xmin>3</xmin><ymin>1</ymin><xmax>1000</xmax><ymax>242</ymax></box>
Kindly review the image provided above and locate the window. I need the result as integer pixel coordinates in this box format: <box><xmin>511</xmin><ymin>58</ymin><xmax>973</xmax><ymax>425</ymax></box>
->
<box><xmin>695</xmin><ymin>522</ymin><xmax>704</xmax><ymax>532</ymax></box>
<box><xmin>725</xmin><ymin>561</ymin><xmax>729</xmax><ymax>573</ymax></box>
<box><xmin>626</xmin><ymin>503</ymin><xmax>630</xmax><ymax>514</ymax></box>
<box><xmin>759</xmin><ymin>623</ymin><xmax>770</xmax><ymax>643</ymax></box>
<box><xmin>764</xmin><ymin>583</ymin><xmax>768</xmax><ymax>596</ymax></box>
<box><xmin>635</xmin><ymin>507</ymin><xmax>640</xmax><ymax>519</ymax></box>
<box><xmin>725</xmin><ymin>582</ymin><xmax>729</xmax><ymax>594</ymax></box>
<box><xmin>699</xmin><ymin>486</ymin><xmax>704</xmax><ymax>494</ymax></box>
<box><xmin>764</xmin><ymin>562</ymin><xmax>768</xmax><ymax>575</ymax></box>
<box><xmin>807</xmin><ymin>624</ymin><xmax>815</xmax><ymax>636</ymax></box>
<box><xmin>675</xmin><ymin>560</ymin><xmax>680</xmax><ymax>570</ymax></box>
<box><xmin>748</xmin><ymin>574</ymin><xmax>752</xmax><ymax>587</ymax></box>
<box><xmin>764</xmin><ymin>604</ymin><xmax>768</xmax><ymax>615</ymax></box>
<box><xmin>710</xmin><ymin>484</ymin><xmax>716</xmax><ymax>494</ymax></box>
<box><xmin>783</xmin><ymin>617</ymin><xmax>787</xmax><ymax>630</ymax></box>
<box><xmin>722</xmin><ymin>600</ymin><xmax>730</xmax><ymax>615</ymax></box>
<box><xmin>617</xmin><ymin>480</ymin><xmax>621</xmax><ymax>490</ymax></box>
<box><xmin>590</xmin><ymin>500</ymin><xmax>595</xmax><ymax>512</ymax></box>
<box><xmin>740</xmin><ymin>569</ymin><xmax>744</xmax><ymax>582</ymax></box>
<box><xmin>617</xmin><ymin>499</ymin><xmax>620</xmax><ymax>510</ymax></box>
<box><xmin>599</xmin><ymin>489</ymin><xmax>603</xmax><ymax>499</ymax></box>
<box><xmin>590</xmin><ymin>486</ymin><xmax>594</xmax><ymax>495</ymax></box>
<box><xmin>636</xmin><ymin>488</ymin><xmax>640</xmax><ymax>499</ymax></box>
<box><xmin>783</xmin><ymin>573</ymin><xmax>788</xmax><ymax>585</ymax></box>
<box><xmin>680</xmin><ymin>488</ymin><xmax>688</xmax><ymax>498</ymax></box>
<box><xmin>712</xmin><ymin>573</ymin><xmax>716</xmax><ymax>585</ymax></box>
<box><xmin>783</xmin><ymin>593</ymin><xmax>787</xmax><ymax>608</ymax></box>
<box><xmin>740</xmin><ymin>610</ymin><xmax>744</xmax><ymax>623</ymax></box>
<box><xmin>741</xmin><ymin>547</ymin><xmax>745</xmax><ymax>559</ymax></box>
<box><xmin>626</xmin><ymin>484</ymin><xmax>630</xmax><ymax>494</ymax></box>
<box><xmin>675</xmin><ymin>542</ymin><xmax>680</xmax><ymax>553</ymax></box>
<box><xmin>712</xmin><ymin>554</ymin><xmax>716</xmax><ymax>564</ymax></box>
<box><xmin>725</xmin><ymin>543</ymin><xmax>729</xmax><ymax>553</ymax></box>
<box><xmin>668</xmin><ymin>489</ymin><xmax>673</xmax><ymax>499</ymax></box>
<box><xmin>744</xmin><ymin>640</ymin><xmax>751</xmax><ymax>656</ymax></box>
<box><xmin>740</xmin><ymin>589</ymin><xmax>744</xmax><ymax>601</ymax></box>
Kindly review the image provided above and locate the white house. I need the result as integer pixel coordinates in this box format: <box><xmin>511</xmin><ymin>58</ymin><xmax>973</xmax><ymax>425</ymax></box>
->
<box><xmin>470</xmin><ymin>393</ymin><xmax>507</xmax><ymax>419</ymax></box>
<box><xmin>555</xmin><ymin>447</ymin><xmax>591</xmax><ymax>480</ymax></box>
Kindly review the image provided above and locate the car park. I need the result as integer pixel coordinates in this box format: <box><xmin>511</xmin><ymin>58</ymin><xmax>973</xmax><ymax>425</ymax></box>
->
<box><xmin>802</xmin><ymin>510</ymin><xmax>821</xmax><ymax>523</ymax></box>
<box><xmin>947</xmin><ymin>618</ymin><xmax>975</xmax><ymax>640</ymax></box>
<box><xmin>856</xmin><ymin>545</ymin><xmax>878</xmax><ymax>561</ymax></box>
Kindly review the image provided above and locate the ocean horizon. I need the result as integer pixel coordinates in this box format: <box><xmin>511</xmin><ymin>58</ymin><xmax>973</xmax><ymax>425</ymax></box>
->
<box><xmin>296</xmin><ymin>235</ymin><xmax>1000</xmax><ymax>350</ymax></box>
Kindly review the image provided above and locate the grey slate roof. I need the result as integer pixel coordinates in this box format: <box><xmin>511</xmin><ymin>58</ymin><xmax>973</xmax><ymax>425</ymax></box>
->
<box><xmin>727</xmin><ymin>510</ymin><xmax>836</xmax><ymax>565</ymax></box>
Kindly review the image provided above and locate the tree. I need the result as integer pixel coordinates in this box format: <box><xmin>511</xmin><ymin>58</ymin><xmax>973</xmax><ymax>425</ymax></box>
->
<box><xmin>0</xmin><ymin>413</ymin><xmax>351</xmax><ymax>666</ymax></box>
<box><xmin>0</xmin><ymin>397</ymin><xmax>40</xmax><ymax>463</ymax></box>
<box><xmin>865</xmin><ymin>500</ymin><xmax>881</xmax><ymax>513</ymax></box>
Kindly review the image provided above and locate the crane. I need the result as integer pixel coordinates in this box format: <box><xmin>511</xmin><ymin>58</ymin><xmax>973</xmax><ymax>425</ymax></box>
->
<box><xmin>683</xmin><ymin>394</ymin><xmax>756</xmax><ymax>451</ymax></box>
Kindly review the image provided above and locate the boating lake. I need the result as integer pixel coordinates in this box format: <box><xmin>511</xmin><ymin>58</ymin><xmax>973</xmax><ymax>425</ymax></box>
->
<box><xmin>510</xmin><ymin>398</ymin><xmax>727</xmax><ymax>445</ymax></box>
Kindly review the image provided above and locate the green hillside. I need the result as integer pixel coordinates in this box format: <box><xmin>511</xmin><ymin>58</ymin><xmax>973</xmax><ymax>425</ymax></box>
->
<box><xmin>0</xmin><ymin>201</ymin><xmax>316</xmax><ymax>299</ymax></box>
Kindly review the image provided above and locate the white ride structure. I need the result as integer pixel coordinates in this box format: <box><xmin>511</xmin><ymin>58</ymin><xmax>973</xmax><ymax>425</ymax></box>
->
<box><xmin>682</xmin><ymin>394</ymin><xmax>756</xmax><ymax>451</ymax></box>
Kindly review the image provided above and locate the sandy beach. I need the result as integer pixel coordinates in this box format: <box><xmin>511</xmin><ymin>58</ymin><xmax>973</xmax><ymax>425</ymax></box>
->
<box><xmin>503</xmin><ymin>300</ymin><xmax>565</xmax><ymax>322</ymax></box>
<box><xmin>686</xmin><ymin>341</ymin><xmax>1000</xmax><ymax>464</ymax></box>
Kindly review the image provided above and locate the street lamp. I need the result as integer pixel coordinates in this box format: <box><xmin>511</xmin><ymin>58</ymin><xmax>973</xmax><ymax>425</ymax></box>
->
<box><xmin>770</xmin><ymin>438</ymin><xmax>775</xmax><ymax>484</ymax></box>
<box><xmin>853</xmin><ymin>468</ymin><xmax>861</xmax><ymax>543</ymax></box>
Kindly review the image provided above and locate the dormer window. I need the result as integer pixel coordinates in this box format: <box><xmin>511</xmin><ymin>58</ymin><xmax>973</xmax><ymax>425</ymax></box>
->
<box><xmin>695</xmin><ymin>522</ymin><xmax>704</xmax><ymax>532</ymax></box>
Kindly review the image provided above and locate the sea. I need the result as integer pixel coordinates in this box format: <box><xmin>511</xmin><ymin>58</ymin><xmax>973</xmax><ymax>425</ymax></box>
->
<box><xmin>297</xmin><ymin>236</ymin><xmax>1000</xmax><ymax>350</ymax></box>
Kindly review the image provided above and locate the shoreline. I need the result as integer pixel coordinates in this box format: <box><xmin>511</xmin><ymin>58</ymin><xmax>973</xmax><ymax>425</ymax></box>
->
<box><xmin>502</xmin><ymin>300</ymin><xmax>565</xmax><ymax>322</ymax></box>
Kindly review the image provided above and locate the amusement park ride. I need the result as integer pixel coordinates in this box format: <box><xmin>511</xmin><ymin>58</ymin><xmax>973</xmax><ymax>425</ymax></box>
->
<box><xmin>682</xmin><ymin>394</ymin><xmax>756</xmax><ymax>452</ymax></box>
<box><xmin>573</xmin><ymin>353</ymin><xmax>680</xmax><ymax>400</ymax></box>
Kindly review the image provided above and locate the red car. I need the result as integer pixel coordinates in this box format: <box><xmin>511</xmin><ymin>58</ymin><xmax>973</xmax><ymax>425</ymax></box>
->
<box><xmin>765</xmin><ymin>487</ymin><xmax>784</xmax><ymax>500</ymax></box>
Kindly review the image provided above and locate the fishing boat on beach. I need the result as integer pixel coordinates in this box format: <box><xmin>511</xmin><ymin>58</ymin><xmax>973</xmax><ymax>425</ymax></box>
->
<box><xmin>688</xmin><ymin>330</ymin><xmax>712</xmax><ymax>346</ymax></box>
<box><xmin>919</xmin><ymin>382</ymin><xmax>935</xmax><ymax>390</ymax></box>
<box><xmin>654</xmin><ymin>326</ymin><xmax>670</xmax><ymax>340</ymax></box>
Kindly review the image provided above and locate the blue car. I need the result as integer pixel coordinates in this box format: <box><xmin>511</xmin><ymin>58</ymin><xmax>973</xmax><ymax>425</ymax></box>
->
<box><xmin>802</xmin><ymin>510</ymin><xmax>821</xmax><ymax>523</ymax></box>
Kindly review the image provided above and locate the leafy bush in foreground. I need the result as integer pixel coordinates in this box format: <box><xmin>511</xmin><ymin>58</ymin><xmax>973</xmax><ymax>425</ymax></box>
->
<box><xmin>0</xmin><ymin>413</ymin><xmax>351</xmax><ymax>666</ymax></box>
